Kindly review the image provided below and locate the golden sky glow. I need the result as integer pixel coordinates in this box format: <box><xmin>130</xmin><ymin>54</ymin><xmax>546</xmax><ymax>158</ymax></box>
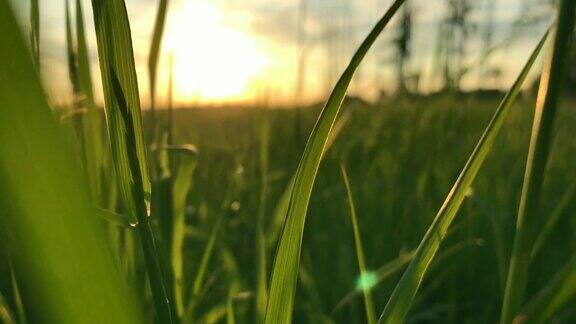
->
<box><xmin>17</xmin><ymin>0</ymin><xmax>544</xmax><ymax>107</ymax></box>
<box><xmin>160</xmin><ymin>1</ymin><xmax>270</xmax><ymax>104</ymax></box>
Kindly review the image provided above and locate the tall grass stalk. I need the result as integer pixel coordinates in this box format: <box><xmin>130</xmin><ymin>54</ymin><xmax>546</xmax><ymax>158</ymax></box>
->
<box><xmin>76</xmin><ymin>0</ymin><xmax>104</xmax><ymax>203</ymax></box>
<box><xmin>148</xmin><ymin>0</ymin><xmax>169</xmax><ymax>122</ymax></box>
<box><xmin>500</xmin><ymin>1</ymin><xmax>576</xmax><ymax>322</ymax></box>
<box><xmin>30</xmin><ymin>0</ymin><xmax>39</xmax><ymax>65</ymax></box>
<box><xmin>90</xmin><ymin>0</ymin><xmax>173</xmax><ymax>322</ymax></box>
<box><xmin>378</xmin><ymin>28</ymin><xmax>549</xmax><ymax>324</ymax></box>
<box><xmin>256</xmin><ymin>113</ymin><xmax>270</xmax><ymax>324</ymax></box>
<box><xmin>340</xmin><ymin>165</ymin><xmax>376</xmax><ymax>324</ymax></box>
<box><xmin>264</xmin><ymin>1</ymin><xmax>405</xmax><ymax>322</ymax></box>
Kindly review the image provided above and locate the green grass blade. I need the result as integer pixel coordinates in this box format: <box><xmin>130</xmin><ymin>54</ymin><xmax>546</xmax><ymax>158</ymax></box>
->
<box><xmin>77</xmin><ymin>0</ymin><xmax>104</xmax><ymax>202</ymax></box>
<box><xmin>378</xmin><ymin>28</ymin><xmax>549</xmax><ymax>324</ymax></box>
<box><xmin>148</xmin><ymin>0</ymin><xmax>169</xmax><ymax>114</ymax></box>
<box><xmin>170</xmin><ymin>145</ymin><xmax>198</xmax><ymax>317</ymax></box>
<box><xmin>91</xmin><ymin>0</ymin><xmax>151</xmax><ymax>224</ymax></box>
<box><xmin>340</xmin><ymin>164</ymin><xmax>376</xmax><ymax>324</ymax></box>
<box><xmin>267</xmin><ymin>109</ymin><xmax>350</xmax><ymax>249</ymax></box>
<box><xmin>256</xmin><ymin>113</ymin><xmax>270</xmax><ymax>324</ymax></box>
<box><xmin>514</xmin><ymin>255</ymin><xmax>576</xmax><ymax>324</ymax></box>
<box><xmin>0</xmin><ymin>2</ymin><xmax>143</xmax><ymax>322</ymax></box>
<box><xmin>185</xmin><ymin>213</ymin><xmax>225</xmax><ymax>321</ymax></box>
<box><xmin>265</xmin><ymin>1</ymin><xmax>405</xmax><ymax>323</ymax></box>
<box><xmin>90</xmin><ymin>0</ymin><xmax>172</xmax><ymax>322</ymax></box>
<box><xmin>500</xmin><ymin>2</ymin><xmax>576</xmax><ymax>322</ymax></box>
<box><xmin>531</xmin><ymin>183</ymin><xmax>576</xmax><ymax>259</ymax></box>
<box><xmin>30</xmin><ymin>0</ymin><xmax>39</xmax><ymax>64</ymax></box>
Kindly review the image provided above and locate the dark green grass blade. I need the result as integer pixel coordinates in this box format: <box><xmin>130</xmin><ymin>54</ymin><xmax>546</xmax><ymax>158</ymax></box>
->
<box><xmin>148</xmin><ymin>0</ymin><xmax>169</xmax><ymax>113</ymax></box>
<box><xmin>531</xmin><ymin>183</ymin><xmax>576</xmax><ymax>259</ymax></box>
<box><xmin>30</xmin><ymin>0</ymin><xmax>39</xmax><ymax>64</ymax></box>
<box><xmin>500</xmin><ymin>2</ymin><xmax>576</xmax><ymax>322</ymax></box>
<box><xmin>256</xmin><ymin>113</ymin><xmax>270</xmax><ymax>324</ymax></box>
<box><xmin>90</xmin><ymin>0</ymin><xmax>172</xmax><ymax>322</ymax></box>
<box><xmin>340</xmin><ymin>165</ymin><xmax>376</xmax><ymax>324</ymax></box>
<box><xmin>184</xmin><ymin>213</ymin><xmax>226</xmax><ymax>322</ymax></box>
<box><xmin>0</xmin><ymin>2</ymin><xmax>143</xmax><ymax>322</ymax></box>
<box><xmin>514</xmin><ymin>255</ymin><xmax>576</xmax><ymax>324</ymax></box>
<box><xmin>264</xmin><ymin>1</ymin><xmax>405</xmax><ymax>323</ymax></box>
<box><xmin>378</xmin><ymin>28</ymin><xmax>549</xmax><ymax>324</ymax></box>
<box><xmin>77</xmin><ymin>0</ymin><xmax>104</xmax><ymax>202</ymax></box>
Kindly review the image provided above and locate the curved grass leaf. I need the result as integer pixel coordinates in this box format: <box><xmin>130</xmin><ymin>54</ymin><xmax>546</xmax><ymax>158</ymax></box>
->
<box><xmin>501</xmin><ymin>2</ymin><xmax>576</xmax><ymax>321</ymax></box>
<box><xmin>340</xmin><ymin>165</ymin><xmax>376</xmax><ymax>324</ymax></box>
<box><xmin>265</xmin><ymin>1</ymin><xmax>405</xmax><ymax>322</ymax></box>
<box><xmin>378</xmin><ymin>28</ymin><xmax>550</xmax><ymax>324</ymax></box>
<box><xmin>266</xmin><ymin>110</ymin><xmax>350</xmax><ymax>250</ymax></box>
<box><xmin>0</xmin><ymin>2</ymin><xmax>143</xmax><ymax>322</ymax></box>
<box><xmin>90</xmin><ymin>0</ymin><xmax>172</xmax><ymax>322</ymax></box>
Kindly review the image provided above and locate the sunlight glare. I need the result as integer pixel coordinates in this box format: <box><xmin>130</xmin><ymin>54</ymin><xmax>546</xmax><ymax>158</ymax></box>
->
<box><xmin>163</xmin><ymin>1</ymin><xmax>269</xmax><ymax>104</ymax></box>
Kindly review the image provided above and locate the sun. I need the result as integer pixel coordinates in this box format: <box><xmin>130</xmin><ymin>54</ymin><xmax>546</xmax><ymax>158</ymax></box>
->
<box><xmin>162</xmin><ymin>1</ymin><xmax>270</xmax><ymax>104</ymax></box>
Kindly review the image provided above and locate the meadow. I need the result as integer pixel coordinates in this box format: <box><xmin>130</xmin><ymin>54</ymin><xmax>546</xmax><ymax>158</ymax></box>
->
<box><xmin>1</xmin><ymin>0</ymin><xmax>576</xmax><ymax>323</ymax></box>
<box><xmin>162</xmin><ymin>97</ymin><xmax>576</xmax><ymax>323</ymax></box>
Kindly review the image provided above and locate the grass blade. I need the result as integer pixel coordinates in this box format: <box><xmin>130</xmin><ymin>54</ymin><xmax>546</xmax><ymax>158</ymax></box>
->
<box><xmin>378</xmin><ymin>28</ymin><xmax>549</xmax><ymax>324</ymax></box>
<box><xmin>265</xmin><ymin>1</ymin><xmax>405</xmax><ymax>322</ymax></box>
<box><xmin>90</xmin><ymin>0</ymin><xmax>172</xmax><ymax>322</ymax></box>
<box><xmin>30</xmin><ymin>0</ymin><xmax>39</xmax><ymax>65</ymax></box>
<box><xmin>514</xmin><ymin>255</ymin><xmax>576</xmax><ymax>324</ymax></box>
<box><xmin>0</xmin><ymin>2</ymin><xmax>143</xmax><ymax>322</ymax></box>
<box><xmin>148</xmin><ymin>0</ymin><xmax>169</xmax><ymax>116</ymax></box>
<box><xmin>500</xmin><ymin>2</ymin><xmax>576</xmax><ymax>321</ymax></box>
<box><xmin>170</xmin><ymin>145</ymin><xmax>198</xmax><ymax>317</ymax></box>
<box><xmin>340</xmin><ymin>164</ymin><xmax>376</xmax><ymax>324</ymax></box>
<box><xmin>77</xmin><ymin>0</ymin><xmax>104</xmax><ymax>203</ymax></box>
<box><xmin>185</xmin><ymin>213</ymin><xmax>226</xmax><ymax>321</ymax></box>
<box><xmin>256</xmin><ymin>113</ymin><xmax>270</xmax><ymax>324</ymax></box>
<box><xmin>530</xmin><ymin>183</ymin><xmax>576</xmax><ymax>259</ymax></box>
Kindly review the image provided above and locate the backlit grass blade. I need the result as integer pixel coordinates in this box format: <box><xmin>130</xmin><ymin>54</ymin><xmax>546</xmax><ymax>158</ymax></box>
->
<box><xmin>148</xmin><ymin>0</ymin><xmax>169</xmax><ymax>118</ymax></box>
<box><xmin>170</xmin><ymin>145</ymin><xmax>198</xmax><ymax>317</ymax></box>
<box><xmin>513</xmin><ymin>255</ymin><xmax>576</xmax><ymax>324</ymax></box>
<box><xmin>77</xmin><ymin>0</ymin><xmax>104</xmax><ymax>203</ymax></box>
<box><xmin>267</xmin><ymin>110</ymin><xmax>350</xmax><ymax>249</ymax></box>
<box><xmin>340</xmin><ymin>164</ymin><xmax>376</xmax><ymax>324</ymax></box>
<box><xmin>500</xmin><ymin>1</ymin><xmax>576</xmax><ymax>322</ymax></box>
<box><xmin>265</xmin><ymin>1</ymin><xmax>405</xmax><ymax>322</ymax></box>
<box><xmin>0</xmin><ymin>2</ymin><xmax>143</xmax><ymax>322</ymax></box>
<box><xmin>90</xmin><ymin>0</ymin><xmax>172</xmax><ymax>322</ymax></box>
<box><xmin>377</xmin><ymin>28</ymin><xmax>549</xmax><ymax>324</ymax></box>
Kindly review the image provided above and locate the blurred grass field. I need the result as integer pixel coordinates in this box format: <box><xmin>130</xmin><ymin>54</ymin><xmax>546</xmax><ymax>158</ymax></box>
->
<box><xmin>150</xmin><ymin>96</ymin><xmax>576</xmax><ymax>323</ymax></box>
<box><xmin>2</xmin><ymin>0</ymin><xmax>576</xmax><ymax>323</ymax></box>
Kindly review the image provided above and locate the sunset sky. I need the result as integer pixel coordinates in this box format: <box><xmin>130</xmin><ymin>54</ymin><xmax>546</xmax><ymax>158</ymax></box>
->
<box><xmin>10</xmin><ymin>0</ymin><xmax>550</xmax><ymax>107</ymax></box>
